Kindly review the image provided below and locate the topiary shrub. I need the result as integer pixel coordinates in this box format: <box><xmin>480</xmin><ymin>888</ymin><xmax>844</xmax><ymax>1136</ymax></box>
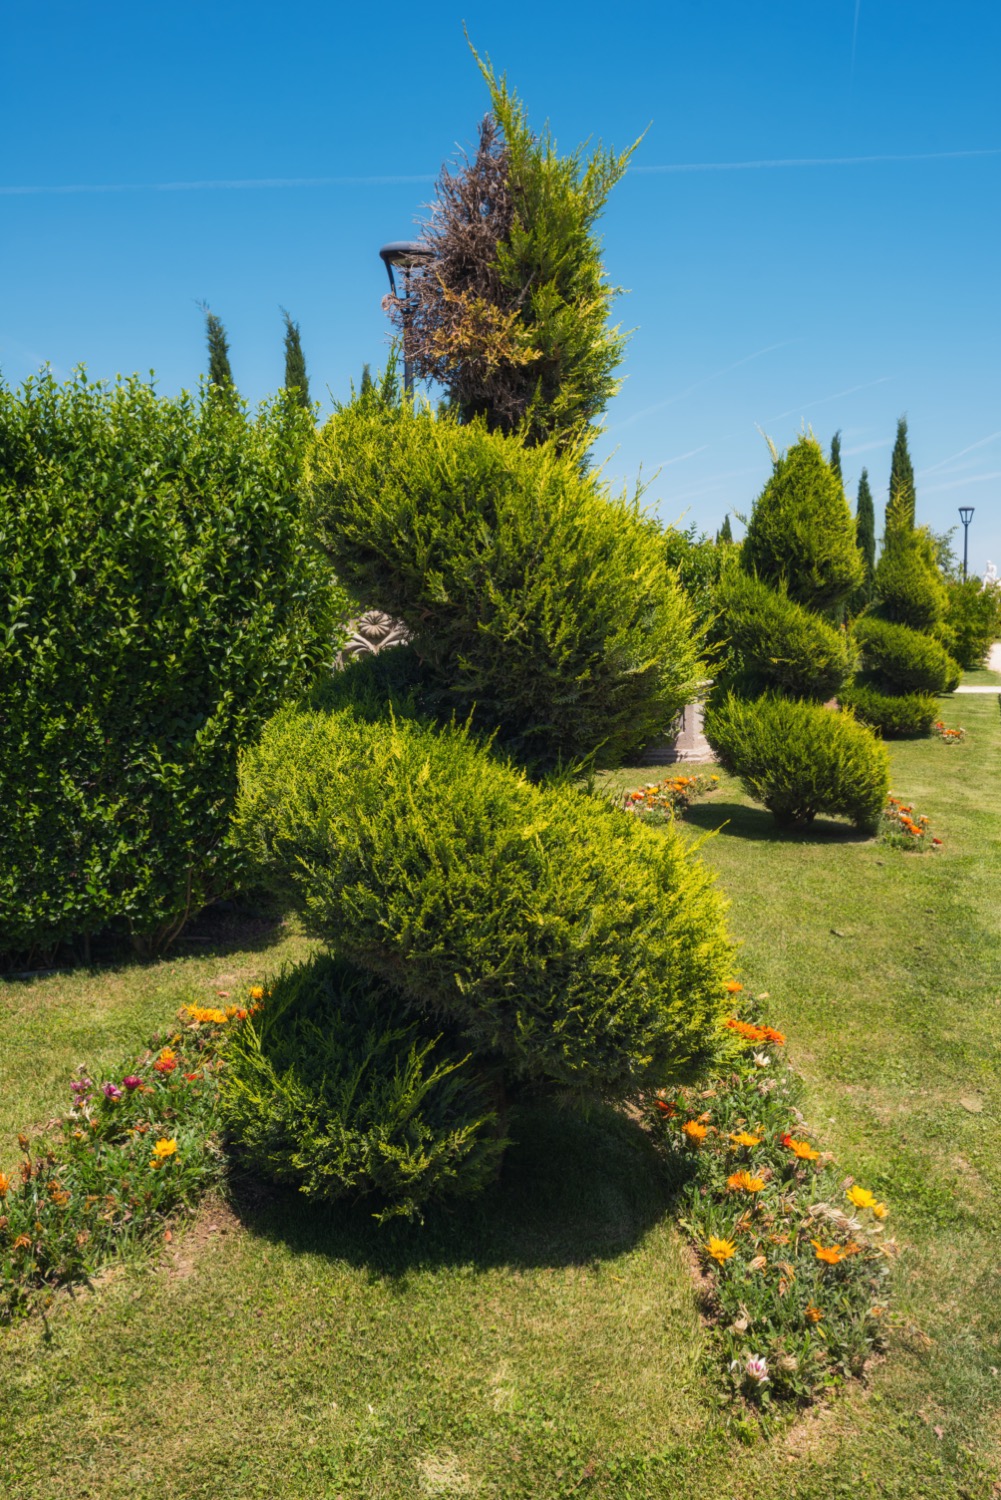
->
<box><xmin>871</xmin><ymin>531</ymin><xmax>948</xmax><ymax>632</ymax></box>
<box><xmin>0</xmin><ymin>372</ymin><xmax>345</xmax><ymax>962</ymax></box>
<box><xmin>220</xmin><ymin>955</ymin><xmax>505</xmax><ymax>1223</ymax></box>
<box><xmin>235</xmin><ymin>705</ymin><xmax>734</xmax><ymax>1097</ymax></box>
<box><xmin>307</xmin><ymin>396</ymin><xmax>701</xmax><ymax>771</ymax></box>
<box><xmin>704</xmin><ymin>693</ymin><xmax>889</xmax><ymax>831</ymax></box>
<box><xmin>838</xmin><ymin>683</ymin><xmax>938</xmax><ymax>738</ymax></box>
<box><xmin>853</xmin><ymin>616</ymin><xmax>959</xmax><ymax>695</ymax></box>
<box><xmin>715</xmin><ymin>571</ymin><xmax>855</xmax><ymax>701</ymax></box>
<box><xmin>741</xmin><ymin>436</ymin><xmax>863</xmax><ymax>618</ymax></box>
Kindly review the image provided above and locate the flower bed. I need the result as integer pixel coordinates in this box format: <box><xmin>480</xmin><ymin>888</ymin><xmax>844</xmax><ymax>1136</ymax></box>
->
<box><xmin>933</xmin><ymin>719</ymin><xmax>965</xmax><ymax>743</ymax></box>
<box><xmin>0</xmin><ymin>991</ymin><xmax>263</xmax><ymax>1321</ymax></box>
<box><xmin>641</xmin><ymin>994</ymin><xmax>895</xmax><ymax>1407</ymax></box>
<box><xmin>620</xmin><ymin>772</ymin><xmax>719</xmax><ymax>819</ymax></box>
<box><xmin>880</xmin><ymin>795</ymin><xmax>942</xmax><ymax>850</ymax></box>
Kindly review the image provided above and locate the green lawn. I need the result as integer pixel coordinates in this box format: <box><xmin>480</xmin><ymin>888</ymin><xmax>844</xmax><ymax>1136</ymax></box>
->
<box><xmin>1</xmin><ymin>694</ymin><xmax>999</xmax><ymax>1499</ymax></box>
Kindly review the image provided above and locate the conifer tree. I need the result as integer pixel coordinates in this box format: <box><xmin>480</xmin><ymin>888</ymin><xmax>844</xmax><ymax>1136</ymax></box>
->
<box><xmin>886</xmin><ymin>416</ymin><xmax>915</xmax><ymax>532</ymax></box>
<box><xmin>282</xmin><ymin>308</ymin><xmax>311</xmax><ymax>407</ymax></box>
<box><xmin>199</xmin><ymin>303</ymin><xmax>234</xmax><ymax>389</ymax></box>
<box><xmin>855</xmin><ymin>467</ymin><xmax>876</xmax><ymax>594</ymax></box>
<box><xmin>830</xmin><ymin>430</ymin><xmax>842</xmax><ymax>485</ymax></box>
<box><xmin>717</xmin><ymin>513</ymin><xmax>733</xmax><ymax>545</ymax></box>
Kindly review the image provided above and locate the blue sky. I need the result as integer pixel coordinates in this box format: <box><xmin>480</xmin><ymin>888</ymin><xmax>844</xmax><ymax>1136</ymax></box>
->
<box><xmin>3</xmin><ymin>2</ymin><xmax>999</xmax><ymax>571</ymax></box>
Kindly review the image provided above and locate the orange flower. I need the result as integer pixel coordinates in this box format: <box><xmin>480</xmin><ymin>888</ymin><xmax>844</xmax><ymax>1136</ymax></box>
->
<box><xmin>726</xmin><ymin>981</ymin><xmax>744</xmax><ymax>994</ymax></box>
<box><xmin>805</xmin><ymin>1303</ymin><xmax>823</xmax><ymax>1323</ymax></box>
<box><xmin>811</xmin><ymin>1239</ymin><xmax>844</xmax><ymax>1265</ymax></box>
<box><xmin>707</xmin><ymin>1236</ymin><xmax>736</xmax><ymax>1264</ymax></box>
<box><xmin>13</xmin><ymin>1234</ymin><xmax>32</xmax><ymax>1251</ymax></box>
<box><xmin>0</xmin><ymin>1171</ymin><xmax>10</xmax><ymax>1198</ymax></box>
<box><xmin>655</xmin><ymin>1099</ymin><xmax>678</xmax><ymax>1118</ymax></box>
<box><xmin>153</xmin><ymin>1048</ymin><xmax>177</xmax><ymax>1074</ymax></box>
<box><xmin>759</xmin><ymin>1026</ymin><xmax>786</xmax><ymax>1046</ymax></box>
<box><xmin>728</xmin><ymin>1131</ymin><xmax>762</xmax><ymax>1148</ymax></box>
<box><xmin>725</xmin><ymin>1018</ymin><xmax>766</xmax><ymax>1043</ymax></box>
<box><xmin>682</xmin><ymin>1120</ymin><xmax>708</xmax><ymax>1143</ymax></box>
<box><xmin>727</xmin><ymin>1170</ymin><xmax>765</xmax><ymax>1193</ymax></box>
<box><xmin>785</xmin><ymin>1137</ymin><xmax>820</xmax><ymax>1162</ymax></box>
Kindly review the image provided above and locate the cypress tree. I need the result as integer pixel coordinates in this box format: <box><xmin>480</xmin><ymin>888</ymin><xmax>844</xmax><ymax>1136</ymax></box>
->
<box><xmin>830</xmin><ymin>430</ymin><xmax>842</xmax><ymax>485</ymax></box>
<box><xmin>199</xmin><ymin>303</ymin><xmax>234</xmax><ymax>389</ymax></box>
<box><xmin>887</xmin><ymin>416</ymin><xmax>915</xmax><ymax>532</ymax></box>
<box><xmin>855</xmin><ymin>468</ymin><xmax>876</xmax><ymax>592</ymax></box>
<box><xmin>282</xmin><ymin>308</ymin><xmax>311</xmax><ymax>408</ymax></box>
<box><xmin>717</xmin><ymin>513</ymin><xmax>733</xmax><ymax>545</ymax></box>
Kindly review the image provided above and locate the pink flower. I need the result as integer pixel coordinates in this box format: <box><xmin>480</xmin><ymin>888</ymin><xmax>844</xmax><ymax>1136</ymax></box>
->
<box><xmin>122</xmin><ymin>1076</ymin><xmax>142</xmax><ymax>1091</ymax></box>
<box><xmin>102</xmin><ymin>1082</ymin><xmax>123</xmax><ymax>1101</ymax></box>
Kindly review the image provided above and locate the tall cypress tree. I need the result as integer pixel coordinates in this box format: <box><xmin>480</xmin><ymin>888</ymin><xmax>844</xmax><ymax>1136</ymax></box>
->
<box><xmin>830</xmin><ymin>430</ymin><xmax>842</xmax><ymax>485</ymax></box>
<box><xmin>282</xmin><ymin>308</ymin><xmax>311</xmax><ymax>407</ymax></box>
<box><xmin>854</xmin><ymin>467</ymin><xmax>876</xmax><ymax>604</ymax></box>
<box><xmin>886</xmin><ymin>416</ymin><xmax>915</xmax><ymax>533</ymax></box>
<box><xmin>717</xmin><ymin>513</ymin><xmax>733</xmax><ymax>545</ymax></box>
<box><xmin>199</xmin><ymin>303</ymin><xmax>234</xmax><ymax>389</ymax></box>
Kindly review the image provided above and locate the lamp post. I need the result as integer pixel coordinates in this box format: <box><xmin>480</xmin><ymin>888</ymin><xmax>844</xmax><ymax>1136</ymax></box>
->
<box><xmin>959</xmin><ymin>506</ymin><xmax>975</xmax><ymax>581</ymax></box>
<box><xmin>378</xmin><ymin>241</ymin><xmax>432</xmax><ymax>396</ymax></box>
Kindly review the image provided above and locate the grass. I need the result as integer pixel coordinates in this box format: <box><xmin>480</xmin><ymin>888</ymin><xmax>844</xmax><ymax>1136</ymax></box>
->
<box><xmin>1</xmin><ymin>694</ymin><xmax>1000</xmax><ymax>1498</ymax></box>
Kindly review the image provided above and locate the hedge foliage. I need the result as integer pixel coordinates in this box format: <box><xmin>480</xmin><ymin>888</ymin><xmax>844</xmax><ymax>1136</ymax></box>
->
<box><xmin>0</xmin><ymin>372</ymin><xmax>344</xmax><ymax>960</ymax></box>
<box><xmin>853</xmin><ymin>615</ymin><xmax>960</xmax><ymax>695</ymax></box>
<box><xmin>307</xmin><ymin>396</ymin><xmax>701</xmax><ymax>770</ymax></box>
<box><xmin>220</xmin><ymin>956</ymin><xmax>506</xmax><ymax>1222</ymax></box>
<box><xmin>704</xmin><ymin>693</ymin><xmax>889</xmax><ymax>830</ymax></box>
<box><xmin>742</xmin><ymin>436</ymin><xmax>863</xmax><ymax>617</ymax></box>
<box><xmin>938</xmin><ymin>578</ymin><xmax>1001</xmax><ymax>670</ymax></box>
<box><xmin>715</xmin><ymin>571</ymin><xmax>855</xmax><ymax>701</ymax></box>
<box><xmin>872</xmin><ymin>529</ymin><xmax>948</xmax><ymax>632</ymax></box>
<box><xmin>838</xmin><ymin>683</ymin><xmax>938</xmax><ymax>738</ymax></box>
<box><xmin>236</xmin><ymin>705</ymin><xmax>734</xmax><ymax>1097</ymax></box>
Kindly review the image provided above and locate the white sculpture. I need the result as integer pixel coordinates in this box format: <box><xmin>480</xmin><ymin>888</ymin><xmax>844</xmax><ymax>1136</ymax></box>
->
<box><xmin>983</xmin><ymin>561</ymin><xmax>999</xmax><ymax>589</ymax></box>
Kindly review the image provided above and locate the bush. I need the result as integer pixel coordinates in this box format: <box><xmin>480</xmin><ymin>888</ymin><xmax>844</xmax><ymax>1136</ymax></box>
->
<box><xmin>220</xmin><ymin>956</ymin><xmax>505</xmax><ymax>1223</ymax></box>
<box><xmin>938</xmin><ymin>578</ymin><xmax>1001</xmax><ymax>670</ymax></box>
<box><xmin>0</xmin><ymin>372</ymin><xmax>345</xmax><ymax>961</ymax></box>
<box><xmin>741</xmin><ymin>436</ymin><xmax>863</xmax><ymax>617</ymax></box>
<box><xmin>716</xmin><ymin>571</ymin><xmax>855</xmax><ymax>701</ymax></box>
<box><xmin>853</xmin><ymin>616</ymin><xmax>959</xmax><ymax>695</ymax></box>
<box><xmin>838</xmin><ymin>683</ymin><xmax>938</xmax><ymax>738</ymax></box>
<box><xmin>872</xmin><ymin>531</ymin><xmax>948</xmax><ymax>632</ymax></box>
<box><xmin>236</xmin><ymin>706</ymin><xmax>734</xmax><ymax>1097</ymax></box>
<box><xmin>704</xmin><ymin>693</ymin><xmax>889</xmax><ymax>831</ymax></box>
<box><xmin>307</xmin><ymin>397</ymin><xmax>702</xmax><ymax>771</ymax></box>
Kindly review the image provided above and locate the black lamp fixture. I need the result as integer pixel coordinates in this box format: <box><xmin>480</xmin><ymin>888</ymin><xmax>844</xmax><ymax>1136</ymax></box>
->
<box><xmin>958</xmin><ymin>506</ymin><xmax>975</xmax><ymax>581</ymax></box>
<box><xmin>378</xmin><ymin>241</ymin><xmax>433</xmax><ymax>395</ymax></box>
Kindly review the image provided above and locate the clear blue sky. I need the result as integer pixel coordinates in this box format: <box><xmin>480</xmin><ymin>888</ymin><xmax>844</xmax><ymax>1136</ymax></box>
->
<box><xmin>3</xmin><ymin>2</ymin><xmax>999</xmax><ymax>571</ymax></box>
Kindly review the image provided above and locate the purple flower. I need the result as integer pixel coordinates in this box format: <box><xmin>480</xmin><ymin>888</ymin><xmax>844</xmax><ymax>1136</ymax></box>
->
<box><xmin>70</xmin><ymin>1078</ymin><xmax>93</xmax><ymax>1096</ymax></box>
<box><xmin>102</xmin><ymin>1082</ymin><xmax>123</xmax><ymax>1101</ymax></box>
<box><xmin>122</xmin><ymin>1075</ymin><xmax>142</xmax><ymax>1091</ymax></box>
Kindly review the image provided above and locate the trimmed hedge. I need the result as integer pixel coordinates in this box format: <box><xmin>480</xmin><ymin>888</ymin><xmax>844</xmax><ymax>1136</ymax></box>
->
<box><xmin>853</xmin><ymin>616</ymin><xmax>959</xmax><ymax>695</ymax></box>
<box><xmin>838</xmin><ymin>683</ymin><xmax>938</xmax><ymax>738</ymax></box>
<box><xmin>236</xmin><ymin>705</ymin><xmax>734</xmax><ymax>1097</ymax></box>
<box><xmin>938</xmin><ymin>578</ymin><xmax>1001</xmax><ymax>670</ymax></box>
<box><xmin>220</xmin><ymin>955</ymin><xmax>506</xmax><ymax>1222</ymax></box>
<box><xmin>307</xmin><ymin>397</ymin><xmax>702</xmax><ymax>770</ymax></box>
<box><xmin>704</xmin><ymin>693</ymin><xmax>889</xmax><ymax>831</ymax></box>
<box><xmin>742</xmin><ymin>436</ymin><xmax>863</xmax><ymax>617</ymax></box>
<box><xmin>0</xmin><ymin>372</ymin><xmax>345</xmax><ymax>960</ymax></box>
<box><xmin>872</xmin><ymin>532</ymin><xmax>948</xmax><ymax>632</ymax></box>
<box><xmin>716</xmin><ymin>571</ymin><xmax>855</xmax><ymax>701</ymax></box>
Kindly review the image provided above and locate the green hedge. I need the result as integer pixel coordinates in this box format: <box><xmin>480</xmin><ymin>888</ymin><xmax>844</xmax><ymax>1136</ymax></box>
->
<box><xmin>221</xmin><ymin>955</ymin><xmax>506</xmax><ymax>1223</ymax></box>
<box><xmin>716</xmin><ymin>571</ymin><xmax>855</xmax><ymax>701</ymax></box>
<box><xmin>0</xmin><ymin>372</ymin><xmax>344</xmax><ymax>960</ymax></box>
<box><xmin>236</xmin><ymin>705</ymin><xmax>734</xmax><ymax>1097</ymax></box>
<box><xmin>872</xmin><ymin>533</ymin><xmax>948</xmax><ymax>632</ymax></box>
<box><xmin>938</xmin><ymin>578</ymin><xmax>1001</xmax><ymax>670</ymax></box>
<box><xmin>704</xmin><ymin>693</ymin><xmax>889</xmax><ymax>831</ymax></box>
<box><xmin>853</xmin><ymin>616</ymin><xmax>959</xmax><ymax>695</ymax></box>
<box><xmin>307</xmin><ymin>397</ymin><xmax>701</xmax><ymax>770</ymax></box>
<box><xmin>838</xmin><ymin>684</ymin><xmax>938</xmax><ymax>738</ymax></box>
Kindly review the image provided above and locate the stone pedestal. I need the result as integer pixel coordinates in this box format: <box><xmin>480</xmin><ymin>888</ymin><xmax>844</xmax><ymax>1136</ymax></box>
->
<box><xmin>640</xmin><ymin>698</ymin><xmax>717</xmax><ymax>766</ymax></box>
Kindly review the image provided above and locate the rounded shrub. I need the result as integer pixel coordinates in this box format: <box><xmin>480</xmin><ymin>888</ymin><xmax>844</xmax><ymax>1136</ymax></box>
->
<box><xmin>716</xmin><ymin>571</ymin><xmax>855</xmax><ymax>701</ymax></box>
<box><xmin>838</xmin><ymin>684</ymin><xmax>938</xmax><ymax>739</ymax></box>
<box><xmin>853</xmin><ymin>616</ymin><xmax>959</xmax><ymax>695</ymax></box>
<box><xmin>307</xmin><ymin>397</ymin><xmax>702</xmax><ymax>771</ymax></box>
<box><xmin>741</xmin><ymin>436</ymin><xmax>863</xmax><ymax>617</ymax></box>
<box><xmin>704</xmin><ymin>693</ymin><xmax>889</xmax><ymax>831</ymax></box>
<box><xmin>235</xmin><ymin>705</ymin><xmax>734</xmax><ymax>1097</ymax></box>
<box><xmin>937</xmin><ymin>578</ymin><xmax>1001</xmax><ymax>670</ymax></box>
<box><xmin>220</xmin><ymin>955</ymin><xmax>505</xmax><ymax>1223</ymax></box>
<box><xmin>872</xmin><ymin>533</ymin><xmax>948</xmax><ymax>632</ymax></box>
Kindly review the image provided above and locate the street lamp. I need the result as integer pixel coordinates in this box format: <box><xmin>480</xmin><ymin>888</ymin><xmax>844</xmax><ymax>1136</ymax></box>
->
<box><xmin>958</xmin><ymin>506</ymin><xmax>975</xmax><ymax>581</ymax></box>
<box><xmin>378</xmin><ymin>241</ymin><xmax>432</xmax><ymax>396</ymax></box>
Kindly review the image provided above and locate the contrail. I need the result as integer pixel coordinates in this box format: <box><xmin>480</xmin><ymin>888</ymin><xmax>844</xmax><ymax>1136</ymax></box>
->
<box><xmin>609</xmin><ymin>340</ymin><xmax>798</xmax><ymax>433</ymax></box>
<box><xmin>922</xmin><ymin>469</ymin><xmax>1001</xmax><ymax>496</ymax></box>
<box><xmin>763</xmin><ymin>376</ymin><xmax>891</xmax><ymax>426</ymax></box>
<box><xmin>919</xmin><ymin>430</ymin><xmax>1001</xmax><ymax>476</ymax></box>
<box><xmin>3</xmin><ymin>148</ymin><xmax>999</xmax><ymax>197</ymax></box>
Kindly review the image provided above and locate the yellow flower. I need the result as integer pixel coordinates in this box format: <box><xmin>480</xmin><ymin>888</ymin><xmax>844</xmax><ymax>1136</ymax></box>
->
<box><xmin>872</xmin><ymin>1201</ymin><xmax>888</xmax><ymax>1219</ymax></box>
<box><xmin>707</xmin><ymin>1236</ymin><xmax>736</xmax><ymax>1264</ymax></box>
<box><xmin>150</xmin><ymin>1138</ymin><xmax>178</xmax><ymax>1167</ymax></box>
<box><xmin>805</xmin><ymin>1303</ymin><xmax>823</xmax><ymax>1323</ymax></box>
<box><xmin>248</xmin><ymin>985</ymin><xmax>265</xmax><ymax>1002</ymax></box>
<box><xmin>727</xmin><ymin>1170</ymin><xmax>765</xmax><ymax>1193</ymax></box>
<box><xmin>728</xmin><ymin>1131</ymin><xmax>762</xmax><ymax>1148</ymax></box>
<box><xmin>785</xmin><ymin>1137</ymin><xmax>820</xmax><ymax>1161</ymax></box>
<box><xmin>846</xmin><ymin>1185</ymin><xmax>877</xmax><ymax>1211</ymax></box>
<box><xmin>682</xmin><ymin>1121</ymin><xmax>708</xmax><ymax>1143</ymax></box>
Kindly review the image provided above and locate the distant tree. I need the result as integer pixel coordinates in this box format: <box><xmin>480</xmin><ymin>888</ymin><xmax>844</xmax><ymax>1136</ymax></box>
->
<box><xmin>282</xmin><ymin>308</ymin><xmax>311</xmax><ymax>408</ymax></box>
<box><xmin>198</xmin><ymin>302</ymin><xmax>234</xmax><ymax>389</ymax></box>
<box><xmin>850</xmin><ymin>467</ymin><xmax>876</xmax><ymax>612</ymax></box>
<box><xmin>886</xmin><ymin>416</ymin><xmax>915</xmax><ymax>532</ymax></box>
<box><xmin>830</xmin><ymin>430</ymin><xmax>842</xmax><ymax>485</ymax></box>
<box><xmin>717</xmin><ymin>513</ymin><xmax>733</xmax><ymax>545</ymax></box>
<box><xmin>359</xmin><ymin>363</ymin><xmax>374</xmax><ymax>397</ymax></box>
